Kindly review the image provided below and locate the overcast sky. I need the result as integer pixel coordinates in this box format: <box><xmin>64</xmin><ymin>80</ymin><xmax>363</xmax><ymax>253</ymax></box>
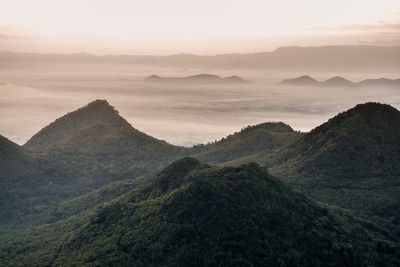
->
<box><xmin>1</xmin><ymin>0</ymin><xmax>400</xmax><ymax>54</ymax></box>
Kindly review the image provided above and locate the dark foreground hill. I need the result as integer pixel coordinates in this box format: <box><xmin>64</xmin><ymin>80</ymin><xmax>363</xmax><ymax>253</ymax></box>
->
<box><xmin>1</xmin><ymin>158</ymin><xmax>398</xmax><ymax>266</ymax></box>
<box><xmin>0</xmin><ymin>135</ymin><xmax>36</xmax><ymax>182</ymax></box>
<box><xmin>264</xmin><ymin>103</ymin><xmax>400</xmax><ymax>233</ymax></box>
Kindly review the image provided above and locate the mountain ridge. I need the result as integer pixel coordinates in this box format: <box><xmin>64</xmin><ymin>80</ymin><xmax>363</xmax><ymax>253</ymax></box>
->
<box><xmin>3</xmin><ymin>45</ymin><xmax>400</xmax><ymax>71</ymax></box>
<box><xmin>144</xmin><ymin>73</ymin><xmax>248</xmax><ymax>83</ymax></box>
<box><xmin>192</xmin><ymin>122</ymin><xmax>303</xmax><ymax>164</ymax></box>
<box><xmin>279</xmin><ymin>75</ymin><xmax>400</xmax><ymax>87</ymax></box>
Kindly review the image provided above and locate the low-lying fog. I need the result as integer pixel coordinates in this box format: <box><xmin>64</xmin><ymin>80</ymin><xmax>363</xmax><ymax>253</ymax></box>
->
<box><xmin>1</xmin><ymin>63</ymin><xmax>399</xmax><ymax>147</ymax></box>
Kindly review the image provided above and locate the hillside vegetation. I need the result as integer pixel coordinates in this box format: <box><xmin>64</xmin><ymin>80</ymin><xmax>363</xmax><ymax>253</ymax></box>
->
<box><xmin>1</xmin><ymin>158</ymin><xmax>398</xmax><ymax>266</ymax></box>
<box><xmin>263</xmin><ymin>103</ymin><xmax>400</xmax><ymax>236</ymax></box>
<box><xmin>192</xmin><ymin>122</ymin><xmax>303</xmax><ymax>164</ymax></box>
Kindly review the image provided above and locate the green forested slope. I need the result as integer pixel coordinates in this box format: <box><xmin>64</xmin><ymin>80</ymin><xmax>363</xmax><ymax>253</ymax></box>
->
<box><xmin>192</xmin><ymin>122</ymin><xmax>303</xmax><ymax>164</ymax></box>
<box><xmin>262</xmin><ymin>103</ymin><xmax>400</xmax><ymax>235</ymax></box>
<box><xmin>1</xmin><ymin>158</ymin><xmax>398</xmax><ymax>266</ymax></box>
<box><xmin>0</xmin><ymin>100</ymin><xmax>187</xmax><ymax>229</ymax></box>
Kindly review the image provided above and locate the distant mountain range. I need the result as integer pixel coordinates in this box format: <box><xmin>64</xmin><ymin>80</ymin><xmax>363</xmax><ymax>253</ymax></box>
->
<box><xmin>2</xmin><ymin>45</ymin><xmax>400</xmax><ymax>71</ymax></box>
<box><xmin>279</xmin><ymin>75</ymin><xmax>400</xmax><ymax>87</ymax></box>
<box><xmin>144</xmin><ymin>73</ymin><xmax>248</xmax><ymax>84</ymax></box>
<box><xmin>1</xmin><ymin>99</ymin><xmax>400</xmax><ymax>265</ymax></box>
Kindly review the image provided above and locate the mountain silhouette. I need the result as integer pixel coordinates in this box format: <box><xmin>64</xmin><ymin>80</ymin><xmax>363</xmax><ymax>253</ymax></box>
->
<box><xmin>356</xmin><ymin>78</ymin><xmax>400</xmax><ymax>87</ymax></box>
<box><xmin>144</xmin><ymin>73</ymin><xmax>247</xmax><ymax>83</ymax></box>
<box><xmin>280</xmin><ymin>75</ymin><xmax>400</xmax><ymax>88</ymax></box>
<box><xmin>323</xmin><ymin>76</ymin><xmax>353</xmax><ymax>87</ymax></box>
<box><xmin>279</xmin><ymin>75</ymin><xmax>319</xmax><ymax>86</ymax></box>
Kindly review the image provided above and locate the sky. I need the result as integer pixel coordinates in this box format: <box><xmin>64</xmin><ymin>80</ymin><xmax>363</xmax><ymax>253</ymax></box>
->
<box><xmin>0</xmin><ymin>0</ymin><xmax>400</xmax><ymax>54</ymax></box>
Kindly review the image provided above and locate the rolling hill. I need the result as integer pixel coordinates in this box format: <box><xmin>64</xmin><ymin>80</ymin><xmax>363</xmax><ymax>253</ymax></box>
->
<box><xmin>263</xmin><ymin>103</ymin><xmax>400</xmax><ymax>232</ymax></box>
<box><xmin>280</xmin><ymin>75</ymin><xmax>400</xmax><ymax>87</ymax></box>
<box><xmin>192</xmin><ymin>122</ymin><xmax>303</xmax><ymax>164</ymax></box>
<box><xmin>1</xmin><ymin>158</ymin><xmax>398</xmax><ymax>266</ymax></box>
<box><xmin>0</xmin><ymin>100</ymin><xmax>189</xmax><ymax>229</ymax></box>
<box><xmin>144</xmin><ymin>73</ymin><xmax>248</xmax><ymax>84</ymax></box>
<box><xmin>279</xmin><ymin>75</ymin><xmax>319</xmax><ymax>86</ymax></box>
<box><xmin>1</xmin><ymin>100</ymin><xmax>400</xmax><ymax>265</ymax></box>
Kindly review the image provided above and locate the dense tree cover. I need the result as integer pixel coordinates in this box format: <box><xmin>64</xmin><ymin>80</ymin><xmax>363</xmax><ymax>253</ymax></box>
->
<box><xmin>1</xmin><ymin>159</ymin><xmax>398</xmax><ymax>266</ymax></box>
<box><xmin>1</xmin><ymin>100</ymin><xmax>400</xmax><ymax>266</ymax></box>
<box><xmin>0</xmin><ymin>100</ymin><xmax>188</xmax><ymax>230</ymax></box>
<box><xmin>262</xmin><ymin>102</ymin><xmax>400</xmax><ymax>236</ymax></box>
<box><xmin>0</xmin><ymin>101</ymin><xmax>303</xmax><ymax>230</ymax></box>
<box><xmin>24</xmin><ymin>100</ymin><xmax>129</xmax><ymax>150</ymax></box>
<box><xmin>192</xmin><ymin>122</ymin><xmax>303</xmax><ymax>164</ymax></box>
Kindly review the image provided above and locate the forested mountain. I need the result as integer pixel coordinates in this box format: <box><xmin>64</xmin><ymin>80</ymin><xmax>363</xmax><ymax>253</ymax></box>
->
<box><xmin>0</xmin><ymin>136</ymin><xmax>42</xmax><ymax>229</ymax></box>
<box><xmin>0</xmin><ymin>135</ymin><xmax>36</xmax><ymax>180</ymax></box>
<box><xmin>0</xmin><ymin>100</ymin><xmax>188</xmax><ymax>229</ymax></box>
<box><xmin>1</xmin><ymin>100</ymin><xmax>308</xmax><ymax>230</ymax></box>
<box><xmin>1</xmin><ymin>100</ymin><xmax>400</xmax><ymax>266</ymax></box>
<box><xmin>192</xmin><ymin>122</ymin><xmax>303</xmax><ymax>164</ymax></box>
<box><xmin>263</xmin><ymin>103</ymin><xmax>400</xmax><ymax>234</ymax></box>
<box><xmin>25</xmin><ymin>99</ymin><xmax>187</xmax><ymax>180</ymax></box>
<box><xmin>1</xmin><ymin>158</ymin><xmax>398</xmax><ymax>266</ymax></box>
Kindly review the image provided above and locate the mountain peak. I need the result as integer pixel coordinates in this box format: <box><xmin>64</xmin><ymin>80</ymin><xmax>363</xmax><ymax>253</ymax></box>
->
<box><xmin>271</xmin><ymin>102</ymin><xmax>400</xmax><ymax>181</ymax></box>
<box><xmin>323</xmin><ymin>76</ymin><xmax>353</xmax><ymax>87</ymax></box>
<box><xmin>335</xmin><ymin>102</ymin><xmax>399</xmax><ymax>123</ymax></box>
<box><xmin>279</xmin><ymin>75</ymin><xmax>318</xmax><ymax>86</ymax></box>
<box><xmin>248</xmin><ymin>122</ymin><xmax>295</xmax><ymax>133</ymax></box>
<box><xmin>24</xmin><ymin>99</ymin><xmax>130</xmax><ymax>150</ymax></box>
<box><xmin>144</xmin><ymin>74</ymin><xmax>247</xmax><ymax>83</ymax></box>
<box><xmin>145</xmin><ymin>74</ymin><xmax>161</xmax><ymax>81</ymax></box>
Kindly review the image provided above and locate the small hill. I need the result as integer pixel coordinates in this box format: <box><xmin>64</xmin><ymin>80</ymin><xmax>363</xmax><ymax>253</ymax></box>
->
<box><xmin>356</xmin><ymin>78</ymin><xmax>400</xmax><ymax>87</ymax></box>
<box><xmin>144</xmin><ymin>73</ymin><xmax>247</xmax><ymax>84</ymax></box>
<box><xmin>280</xmin><ymin>75</ymin><xmax>400</xmax><ymax>88</ymax></box>
<box><xmin>265</xmin><ymin>102</ymin><xmax>400</xmax><ymax>227</ymax></box>
<box><xmin>322</xmin><ymin>76</ymin><xmax>353</xmax><ymax>87</ymax></box>
<box><xmin>2</xmin><ymin>159</ymin><xmax>398</xmax><ymax>266</ymax></box>
<box><xmin>279</xmin><ymin>75</ymin><xmax>319</xmax><ymax>86</ymax></box>
<box><xmin>223</xmin><ymin>75</ymin><xmax>247</xmax><ymax>83</ymax></box>
<box><xmin>192</xmin><ymin>122</ymin><xmax>303</xmax><ymax>164</ymax></box>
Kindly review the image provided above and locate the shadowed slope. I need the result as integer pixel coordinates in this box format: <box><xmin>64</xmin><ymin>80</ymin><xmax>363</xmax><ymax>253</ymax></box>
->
<box><xmin>2</xmin><ymin>159</ymin><xmax>398</xmax><ymax>266</ymax></box>
<box><xmin>265</xmin><ymin>103</ymin><xmax>400</xmax><ymax>228</ymax></box>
